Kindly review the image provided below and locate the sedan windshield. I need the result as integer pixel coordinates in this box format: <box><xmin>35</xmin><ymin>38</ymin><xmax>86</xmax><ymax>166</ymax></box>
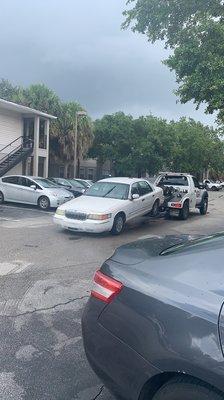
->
<box><xmin>84</xmin><ymin>182</ymin><xmax>129</xmax><ymax>200</ymax></box>
<box><xmin>34</xmin><ymin>178</ymin><xmax>59</xmax><ymax>188</ymax></box>
<box><xmin>73</xmin><ymin>179</ymin><xmax>89</xmax><ymax>188</ymax></box>
<box><xmin>159</xmin><ymin>175</ymin><xmax>189</xmax><ymax>186</ymax></box>
<box><xmin>67</xmin><ymin>179</ymin><xmax>84</xmax><ymax>188</ymax></box>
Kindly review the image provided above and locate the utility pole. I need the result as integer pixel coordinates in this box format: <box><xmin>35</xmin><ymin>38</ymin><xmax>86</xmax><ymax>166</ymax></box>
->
<box><xmin>74</xmin><ymin>110</ymin><xmax>87</xmax><ymax>178</ymax></box>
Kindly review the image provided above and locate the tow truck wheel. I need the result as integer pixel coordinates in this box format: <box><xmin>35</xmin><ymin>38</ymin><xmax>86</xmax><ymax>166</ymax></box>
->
<box><xmin>200</xmin><ymin>197</ymin><xmax>208</xmax><ymax>215</ymax></box>
<box><xmin>179</xmin><ymin>201</ymin><xmax>189</xmax><ymax>220</ymax></box>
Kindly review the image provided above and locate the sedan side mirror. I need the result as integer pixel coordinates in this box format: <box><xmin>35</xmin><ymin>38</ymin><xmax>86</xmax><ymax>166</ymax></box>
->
<box><xmin>30</xmin><ymin>184</ymin><xmax>37</xmax><ymax>190</ymax></box>
<box><xmin>132</xmin><ymin>193</ymin><xmax>140</xmax><ymax>200</ymax></box>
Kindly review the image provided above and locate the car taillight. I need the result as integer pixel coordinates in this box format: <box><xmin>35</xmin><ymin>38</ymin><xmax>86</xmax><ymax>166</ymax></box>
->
<box><xmin>91</xmin><ymin>270</ymin><xmax>123</xmax><ymax>303</ymax></box>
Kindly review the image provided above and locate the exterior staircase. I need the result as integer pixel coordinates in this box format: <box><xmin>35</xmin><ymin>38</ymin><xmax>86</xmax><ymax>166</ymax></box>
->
<box><xmin>0</xmin><ymin>136</ymin><xmax>34</xmax><ymax>177</ymax></box>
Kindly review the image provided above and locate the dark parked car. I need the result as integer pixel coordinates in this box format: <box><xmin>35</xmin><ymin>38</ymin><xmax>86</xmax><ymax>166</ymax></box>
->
<box><xmin>82</xmin><ymin>233</ymin><xmax>224</xmax><ymax>400</ymax></box>
<box><xmin>49</xmin><ymin>178</ymin><xmax>85</xmax><ymax>197</ymax></box>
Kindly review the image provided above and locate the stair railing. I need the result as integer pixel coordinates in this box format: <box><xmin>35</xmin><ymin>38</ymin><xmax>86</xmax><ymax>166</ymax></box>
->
<box><xmin>0</xmin><ymin>137</ymin><xmax>34</xmax><ymax>171</ymax></box>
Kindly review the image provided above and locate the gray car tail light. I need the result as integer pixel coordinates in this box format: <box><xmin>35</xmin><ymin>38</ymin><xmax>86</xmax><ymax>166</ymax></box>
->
<box><xmin>91</xmin><ymin>270</ymin><xmax>123</xmax><ymax>303</ymax></box>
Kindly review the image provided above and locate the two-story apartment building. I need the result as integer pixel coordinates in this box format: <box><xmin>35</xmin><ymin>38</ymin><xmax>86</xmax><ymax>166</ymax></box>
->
<box><xmin>0</xmin><ymin>98</ymin><xmax>56</xmax><ymax>178</ymax></box>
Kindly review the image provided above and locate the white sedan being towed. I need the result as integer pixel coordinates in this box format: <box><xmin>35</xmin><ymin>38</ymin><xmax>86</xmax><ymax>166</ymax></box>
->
<box><xmin>0</xmin><ymin>175</ymin><xmax>74</xmax><ymax>210</ymax></box>
<box><xmin>54</xmin><ymin>177</ymin><xmax>164</xmax><ymax>235</ymax></box>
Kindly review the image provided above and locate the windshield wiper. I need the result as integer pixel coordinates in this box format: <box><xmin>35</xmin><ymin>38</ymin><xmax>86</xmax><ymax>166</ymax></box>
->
<box><xmin>103</xmin><ymin>186</ymin><xmax>116</xmax><ymax>197</ymax></box>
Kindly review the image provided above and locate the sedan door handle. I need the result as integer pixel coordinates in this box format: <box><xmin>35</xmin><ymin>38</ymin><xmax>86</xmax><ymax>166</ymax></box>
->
<box><xmin>142</xmin><ymin>198</ymin><xmax>145</xmax><ymax>202</ymax></box>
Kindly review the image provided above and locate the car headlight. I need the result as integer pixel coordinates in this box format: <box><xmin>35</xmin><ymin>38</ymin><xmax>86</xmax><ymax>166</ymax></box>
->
<box><xmin>56</xmin><ymin>209</ymin><xmax>65</xmax><ymax>216</ymax></box>
<box><xmin>88</xmin><ymin>213</ymin><xmax>112</xmax><ymax>220</ymax></box>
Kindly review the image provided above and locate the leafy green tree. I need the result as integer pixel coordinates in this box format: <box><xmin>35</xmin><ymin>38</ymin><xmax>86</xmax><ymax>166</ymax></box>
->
<box><xmin>89</xmin><ymin>112</ymin><xmax>224</xmax><ymax>178</ymax></box>
<box><xmin>123</xmin><ymin>0</ymin><xmax>224</xmax><ymax>122</ymax></box>
<box><xmin>90</xmin><ymin>112</ymin><xmax>174</xmax><ymax>177</ymax></box>
<box><xmin>0</xmin><ymin>79</ymin><xmax>19</xmax><ymax>101</ymax></box>
<box><xmin>89</xmin><ymin>112</ymin><xmax>136</xmax><ymax>176</ymax></box>
<box><xmin>168</xmin><ymin>118</ymin><xmax>224</xmax><ymax>177</ymax></box>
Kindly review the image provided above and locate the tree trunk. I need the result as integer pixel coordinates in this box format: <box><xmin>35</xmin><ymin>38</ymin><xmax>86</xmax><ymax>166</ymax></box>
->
<box><xmin>77</xmin><ymin>157</ymin><xmax>80</xmax><ymax>178</ymax></box>
<box><xmin>64</xmin><ymin>163</ymin><xmax>69</xmax><ymax>178</ymax></box>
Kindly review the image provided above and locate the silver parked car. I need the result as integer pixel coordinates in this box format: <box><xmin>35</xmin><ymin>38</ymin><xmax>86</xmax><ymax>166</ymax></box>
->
<box><xmin>0</xmin><ymin>175</ymin><xmax>74</xmax><ymax>210</ymax></box>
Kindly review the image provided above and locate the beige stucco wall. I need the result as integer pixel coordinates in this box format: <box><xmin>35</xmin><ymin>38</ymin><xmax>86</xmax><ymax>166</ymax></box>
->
<box><xmin>4</xmin><ymin>162</ymin><xmax>23</xmax><ymax>176</ymax></box>
<box><xmin>0</xmin><ymin>109</ymin><xmax>23</xmax><ymax>155</ymax></box>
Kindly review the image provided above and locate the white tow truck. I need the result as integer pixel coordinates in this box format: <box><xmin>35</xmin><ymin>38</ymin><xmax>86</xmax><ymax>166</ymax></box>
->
<box><xmin>155</xmin><ymin>172</ymin><xmax>209</xmax><ymax>220</ymax></box>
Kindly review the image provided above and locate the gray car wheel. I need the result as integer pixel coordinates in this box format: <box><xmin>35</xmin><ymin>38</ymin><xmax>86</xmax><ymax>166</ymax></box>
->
<box><xmin>153</xmin><ymin>377</ymin><xmax>224</xmax><ymax>400</ymax></box>
<box><xmin>0</xmin><ymin>191</ymin><xmax>4</xmax><ymax>204</ymax></box>
<box><xmin>38</xmin><ymin>196</ymin><xmax>50</xmax><ymax>210</ymax></box>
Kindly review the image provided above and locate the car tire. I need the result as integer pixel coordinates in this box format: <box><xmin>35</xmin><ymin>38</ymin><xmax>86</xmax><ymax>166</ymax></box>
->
<box><xmin>38</xmin><ymin>196</ymin><xmax>50</xmax><ymax>210</ymax></box>
<box><xmin>153</xmin><ymin>377</ymin><xmax>224</xmax><ymax>400</ymax></box>
<box><xmin>211</xmin><ymin>186</ymin><xmax>217</xmax><ymax>191</ymax></box>
<box><xmin>111</xmin><ymin>213</ymin><xmax>125</xmax><ymax>235</ymax></box>
<box><xmin>150</xmin><ymin>199</ymin><xmax>160</xmax><ymax>217</ymax></box>
<box><xmin>179</xmin><ymin>201</ymin><xmax>189</xmax><ymax>220</ymax></box>
<box><xmin>0</xmin><ymin>191</ymin><xmax>4</xmax><ymax>204</ymax></box>
<box><xmin>200</xmin><ymin>197</ymin><xmax>208</xmax><ymax>215</ymax></box>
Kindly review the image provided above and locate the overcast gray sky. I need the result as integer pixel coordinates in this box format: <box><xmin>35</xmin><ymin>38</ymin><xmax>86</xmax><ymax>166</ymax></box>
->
<box><xmin>0</xmin><ymin>0</ymin><xmax>215</xmax><ymax>124</ymax></box>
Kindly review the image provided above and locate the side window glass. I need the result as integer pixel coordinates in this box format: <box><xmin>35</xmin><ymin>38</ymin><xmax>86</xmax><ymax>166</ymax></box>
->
<box><xmin>138</xmin><ymin>181</ymin><xmax>153</xmax><ymax>196</ymax></box>
<box><xmin>18</xmin><ymin>177</ymin><xmax>28</xmax><ymax>186</ymax></box>
<box><xmin>26</xmin><ymin>179</ymin><xmax>34</xmax><ymax>187</ymax></box>
<box><xmin>193</xmin><ymin>177</ymin><xmax>200</xmax><ymax>188</ymax></box>
<box><xmin>131</xmin><ymin>183</ymin><xmax>140</xmax><ymax>195</ymax></box>
<box><xmin>2</xmin><ymin>176</ymin><xmax>19</xmax><ymax>184</ymax></box>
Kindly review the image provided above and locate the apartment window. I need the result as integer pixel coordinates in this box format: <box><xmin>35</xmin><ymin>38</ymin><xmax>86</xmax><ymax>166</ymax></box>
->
<box><xmin>79</xmin><ymin>168</ymin><xmax>85</xmax><ymax>179</ymax></box>
<box><xmin>39</xmin><ymin>119</ymin><xmax>47</xmax><ymax>149</ymax></box>
<box><xmin>87</xmin><ymin>168</ymin><xmax>94</xmax><ymax>180</ymax></box>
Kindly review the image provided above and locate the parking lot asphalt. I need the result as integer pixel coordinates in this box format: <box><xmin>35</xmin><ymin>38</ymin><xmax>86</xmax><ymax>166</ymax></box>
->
<box><xmin>0</xmin><ymin>192</ymin><xmax>224</xmax><ymax>400</ymax></box>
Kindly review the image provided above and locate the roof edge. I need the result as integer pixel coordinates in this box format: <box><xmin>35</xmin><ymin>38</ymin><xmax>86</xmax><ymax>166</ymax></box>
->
<box><xmin>0</xmin><ymin>98</ymin><xmax>57</xmax><ymax>119</ymax></box>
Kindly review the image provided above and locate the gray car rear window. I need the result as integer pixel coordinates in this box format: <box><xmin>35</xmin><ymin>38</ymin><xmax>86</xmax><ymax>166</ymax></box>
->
<box><xmin>161</xmin><ymin>234</ymin><xmax>224</xmax><ymax>256</ymax></box>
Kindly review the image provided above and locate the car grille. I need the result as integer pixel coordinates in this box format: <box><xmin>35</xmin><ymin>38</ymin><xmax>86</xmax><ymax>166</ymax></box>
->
<box><xmin>65</xmin><ymin>211</ymin><xmax>87</xmax><ymax>221</ymax></box>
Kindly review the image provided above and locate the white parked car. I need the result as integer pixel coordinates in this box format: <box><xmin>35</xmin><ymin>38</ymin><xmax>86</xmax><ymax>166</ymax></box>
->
<box><xmin>0</xmin><ymin>175</ymin><xmax>74</xmax><ymax>210</ymax></box>
<box><xmin>203</xmin><ymin>179</ymin><xmax>222</xmax><ymax>191</ymax></box>
<box><xmin>54</xmin><ymin>177</ymin><xmax>164</xmax><ymax>235</ymax></box>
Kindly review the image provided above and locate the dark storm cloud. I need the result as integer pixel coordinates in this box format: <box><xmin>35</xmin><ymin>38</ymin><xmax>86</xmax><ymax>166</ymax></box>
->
<box><xmin>0</xmin><ymin>0</ymin><xmax>215</xmax><ymax>124</ymax></box>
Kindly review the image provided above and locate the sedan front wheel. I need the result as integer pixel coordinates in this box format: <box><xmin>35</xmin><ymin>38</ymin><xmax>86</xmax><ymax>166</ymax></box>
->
<box><xmin>111</xmin><ymin>214</ymin><xmax>125</xmax><ymax>235</ymax></box>
<box><xmin>38</xmin><ymin>196</ymin><xmax>50</xmax><ymax>210</ymax></box>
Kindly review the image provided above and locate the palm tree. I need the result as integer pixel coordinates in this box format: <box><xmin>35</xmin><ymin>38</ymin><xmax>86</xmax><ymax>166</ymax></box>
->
<box><xmin>50</xmin><ymin>102</ymin><xmax>93</xmax><ymax>177</ymax></box>
<box><xmin>76</xmin><ymin>115</ymin><xmax>93</xmax><ymax>177</ymax></box>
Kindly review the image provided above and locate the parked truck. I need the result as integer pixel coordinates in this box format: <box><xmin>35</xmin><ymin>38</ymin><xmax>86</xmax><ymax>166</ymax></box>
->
<box><xmin>155</xmin><ymin>172</ymin><xmax>208</xmax><ymax>220</ymax></box>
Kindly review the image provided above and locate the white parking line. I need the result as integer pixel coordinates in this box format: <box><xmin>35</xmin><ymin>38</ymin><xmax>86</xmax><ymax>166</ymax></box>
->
<box><xmin>0</xmin><ymin>261</ymin><xmax>32</xmax><ymax>276</ymax></box>
<box><xmin>1</xmin><ymin>218</ymin><xmax>53</xmax><ymax>229</ymax></box>
<box><xmin>1</xmin><ymin>205</ymin><xmax>54</xmax><ymax>215</ymax></box>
